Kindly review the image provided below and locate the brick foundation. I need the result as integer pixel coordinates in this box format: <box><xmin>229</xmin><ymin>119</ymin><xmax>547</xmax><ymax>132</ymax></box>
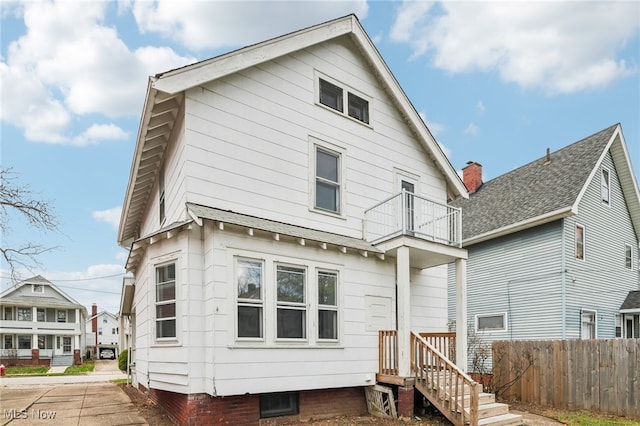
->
<box><xmin>0</xmin><ymin>357</ymin><xmax>50</xmax><ymax>367</ymax></box>
<box><xmin>397</xmin><ymin>385</ymin><xmax>414</xmax><ymax>418</ymax></box>
<box><xmin>138</xmin><ymin>385</ymin><xmax>367</xmax><ymax>426</ymax></box>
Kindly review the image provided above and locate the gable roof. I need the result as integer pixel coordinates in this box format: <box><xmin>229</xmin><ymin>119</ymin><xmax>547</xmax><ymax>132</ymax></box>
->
<box><xmin>620</xmin><ymin>290</ymin><xmax>640</xmax><ymax>312</ymax></box>
<box><xmin>87</xmin><ymin>310</ymin><xmax>118</xmax><ymax>322</ymax></box>
<box><xmin>118</xmin><ymin>14</ymin><xmax>467</xmax><ymax>248</ymax></box>
<box><xmin>454</xmin><ymin>124</ymin><xmax>640</xmax><ymax>245</ymax></box>
<box><xmin>0</xmin><ymin>275</ymin><xmax>86</xmax><ymax>313</ymax></box>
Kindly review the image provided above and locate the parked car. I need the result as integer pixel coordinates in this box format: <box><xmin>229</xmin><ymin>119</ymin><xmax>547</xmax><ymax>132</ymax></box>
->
<box><xmin>100</xmin><ymin>349</ymin><xmax>115</xmax><ymax>359</ymax></box>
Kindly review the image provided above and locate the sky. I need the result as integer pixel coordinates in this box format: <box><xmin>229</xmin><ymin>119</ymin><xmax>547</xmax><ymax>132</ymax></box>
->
<box><xmin>1</xmin><ymin>1</ymin><xmax>639</xmax><ymax>315</ymax></box>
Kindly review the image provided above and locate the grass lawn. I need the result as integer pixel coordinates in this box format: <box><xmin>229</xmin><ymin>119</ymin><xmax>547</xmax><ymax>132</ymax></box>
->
<box><xmin>4</xmin><ymin>360</ymin><xmax>95</xmax><ymax>376</ymax></box>
<box><xmin>545</xmin><ymin>409</ymin><xmax>639</xmax><ymax>425</ymax></box>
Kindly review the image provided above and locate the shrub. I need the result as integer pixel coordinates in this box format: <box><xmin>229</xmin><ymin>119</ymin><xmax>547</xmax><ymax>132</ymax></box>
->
<box><xmin>118</xmin><ymin>349</ymin><xmax>128</xmax><ymax>371</ymax></box>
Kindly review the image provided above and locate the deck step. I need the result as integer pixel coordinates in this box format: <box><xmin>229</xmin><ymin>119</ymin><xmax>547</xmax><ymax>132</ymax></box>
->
<box><xmin>473</xmin><ymin>402</ymin><xmax>509</xmax><ymax>419</ymax></box>
<box><xmin>477</xmin><ymin>413</ymin><xmax>523</xmax><ymax>426</ymax></box>
<box><xmin>465</xmin><ymin>392</ymin><xmax>495</xmax><ymax>405</ymax></box>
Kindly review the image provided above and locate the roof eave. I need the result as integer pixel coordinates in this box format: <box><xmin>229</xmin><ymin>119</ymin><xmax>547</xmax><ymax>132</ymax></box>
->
<box><xmin>463</xmin><ymin>206</ymin><xmax>574</xmax><ymax>246</ymax></box>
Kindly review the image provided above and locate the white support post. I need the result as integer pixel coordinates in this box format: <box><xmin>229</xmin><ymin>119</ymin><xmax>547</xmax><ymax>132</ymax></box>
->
<box><xmin>455</xmin><ymin>258</ymin><xmax>468</xmax><ymax>371</ymax></box>
<box><xmin>397</xmin><ymin>246</ymin><xmax>411</xmax><ymax>377</ymax></box>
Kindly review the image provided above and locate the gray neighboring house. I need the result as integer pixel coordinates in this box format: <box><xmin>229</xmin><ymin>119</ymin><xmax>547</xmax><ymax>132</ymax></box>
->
<box><xmin>0</xmin><ymin>275</ymin><xmax>88</xmax><ymax>366</ymax></box>
<box><xmin>448</xmin><ymin>123</ymin><xmax>640</xmax><ymax>369</ymax></box>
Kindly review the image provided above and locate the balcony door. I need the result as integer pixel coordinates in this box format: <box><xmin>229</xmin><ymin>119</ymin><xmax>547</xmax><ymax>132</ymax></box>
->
<box><xmin>400</xmin><ymin>179</ymin><xmax>415</xmax><ymax>235</ymax></box>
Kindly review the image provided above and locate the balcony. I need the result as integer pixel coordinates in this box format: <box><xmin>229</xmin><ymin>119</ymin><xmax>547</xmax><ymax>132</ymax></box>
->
<box><xmin>364</xmin><ymin>191</ymin><xmax>463</xmax><ymax>268</ymax></box>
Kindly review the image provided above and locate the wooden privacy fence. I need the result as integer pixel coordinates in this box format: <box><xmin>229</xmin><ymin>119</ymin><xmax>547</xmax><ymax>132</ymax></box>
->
<box><xmin>492</xmin><ymin>339</ymin><xmax>640</xmax><ymax>419</ymax></box>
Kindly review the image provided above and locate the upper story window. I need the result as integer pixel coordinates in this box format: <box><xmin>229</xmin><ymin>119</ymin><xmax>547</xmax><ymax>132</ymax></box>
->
<box><xmin>32</xmin><ymin>284</ymin><xmax>44</xmax><ymax>293</ymax></box>
<box><xmin>103</xmin><ymin>318</ymin><xmax>108</xmax><ymax>323</ymax></box>
<box><xmin>625</xmin><ymin>244</ymin><xmax>632</xmax><ymax>269</ymax></box>
<box><xmin>601</xmin><ymin>167</ymin><xmax>610</xmax><ymax>205</ymax></box>
<box><xmin>37</xmin><ymin>308</ymin><xmax>45</xmax><ymax>322</ymax></box>
<box><xmin>156</xmin><ymin>263</ymin><xmax>176</xmax><ymax>339</ymax></box>
<box><xmin>57</xmin><ymin>310</ymin><xmax>67</xmax><ymax>323</ymax></box>
<box><xmin>575</xmin><ymin>224</ymin><xmax>585</xmax><ymax>261</ymax></box>
<box><xmin>236</xmin><ymin>258</ymin><xmax>264</xmax><ymax>339</ymax></box>
<box><xmin>475</xmin><ymin>313</ymin><xmax>507</xmax><ymax>332</ymax></box>
<box><xmin>159</xmin><ymin>164</ymin><xmax>166</xmax><ymax>224</ymax></box>
<box><xmin>4</xmin><ymin>307</ymin><xmax>13</xmax><ymax>321</ymax></box>
<box><xmin>17</xmin><ymin>307</ymin><xmax>32</xmax><ymax>321</ymax></box>
<box><xmin>315</xmin><ymin>146</ymin><xmax>341</xmax><ymax>214</ymax></box>
<box><xmin>317</xmin><ymin>76</ymin><xmax>370</xmax><ymax>125</ymax></box>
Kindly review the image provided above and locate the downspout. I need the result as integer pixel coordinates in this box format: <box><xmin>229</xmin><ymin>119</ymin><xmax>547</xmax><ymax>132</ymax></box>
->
<box><xmin>561</xmin><ymin>219</ymin><xmax>566</xmax><ymax>339</ymax></box>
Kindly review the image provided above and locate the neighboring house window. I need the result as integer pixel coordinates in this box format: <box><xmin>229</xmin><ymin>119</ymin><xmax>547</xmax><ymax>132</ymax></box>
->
<box><xmin>601</xmin><ymin>167</ymin><xmax>610</xmax><ymax>205</ymax></box>
<box><xmin>17</xmin><ymin>307</ymin><xmax>32</xmax><ymax>321</ymax></box>
<box><xmin>156</xmin><ymin>263</ymin><xmax>176</xmax><ymax>339</ymax></box>
<box><xmin>615</xmin><ymin>314</ymin><xmax>622</xmax><ymax>338</ymax></box>
<box><xmin>4</xmin><ymin>307</ymin><xmax>13</xmax><ymax>321</ymax></box>
<box><xmin>99</xmin><ymin>327</ymin><xmax>103</xmax><ymax>336</ymax></box>
<box><xmin>236</xmin><ymin>258</ymin><xmax>264</xmax><ymax>339</ymax></box>
<box><xmin>581</xmin><ymin>310</ymin><xmax>596</xmax><ymax>339</ymax></box>
<box><xmin>317</xmin><ymin>76</ymin><xmax>370</xmax><ymax>124</ymax></box>
<box><xmin>37</xmin><ymin>335</ymin><xmax>53</xmax><ymax>350</ymax></box>
<box><xmin>37</xmin><ymin>308</ymin><xmax>46</xmax><ymax>322</ymax></box>
<box><xmin>103</xmin><ymin>318</ymin><xmax>108</xmax><ymax>323</ymax></box>
<box><xmin>315</xmin><ymin>146</ymin><xmax>341</xmax><ymax>213</ymax></box>
<box><xmin>276</xmin><ymin>265</ymin><xmax>306</xmax><ymax>339</ymax></box>
<box><xmin>4</xmin><ymin>335</ymin><xmax>13</xmax><ymax>349</ymax></box>
<box><xmin>32</xmin><ymin>284</ymin><xmax>44</xmax><ymax>293</ymax></box>
<box><xmin>475</xmin><ymin>313</ymin><xmax>507</xmax><ymax>332</ymax></box>
<box><xmin>575</xmin><ymin>224</ymin><xmax>585</xmax><ymax>260</ymax></box>
<box><xmin>57</xmin><ymin>310</ymin><xmax>67</xmax><ymax>323</ymax></box>
<box><xmin>260</xmin><ymin>392</ymin><xmax>299</xmax><ymax>418</ymax></box>
<box><xmin>318</xmin><ymin>270</ymin><xmax>338</xmax><ymax>340</ymax></box>
<box><xmin>18</xmin><ymin>335</ymin><xmax>31</xmax><ymax>349</ymax></box>
<box><xmin>112</xmin><ymin>328</ymin><xmax>116</xmax><ymax>334</ymax></box>
<box><xmin>625</xmin><ymin>244</ymin><xmax>632</xmax><ymax>269</ymax></box>
<box><xmin>159</xmin><ymin>164</ymin><xmax>166</xmax><ymax>224</ymax></box>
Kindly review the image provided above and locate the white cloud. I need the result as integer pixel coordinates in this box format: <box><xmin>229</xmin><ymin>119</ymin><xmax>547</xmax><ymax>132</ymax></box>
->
<box><xmin>390</xmin><ymin>1</ymin><xmax>639</xmax><ymax>94</ymax></box>
<box><xmin>132</xmin><ymin>0</ymin><xmax>368</xmax><ymax>50</ymax></box>
<box><xmin>418</xmin><ymin>111</ymin><xmax>450</xmax><ymax>157</ymax></box>
<box><xmin>476</xmin><ymin>101</ymin><xmax>485</xmax><ymax>114</ymax></box>
<box><xmin>1</xmin><ymin>1</ymin><xmax>195</xmax><ymax>144</ymax></box>
<box><xmin>93</xmin><ymin>206</ymin><xmax>122</xmax><ymax>229</ymax></box>
<box><xmin>464</xmin><ymin>123</ymin><xmax>479</xmax><ymax>136</ymax></box>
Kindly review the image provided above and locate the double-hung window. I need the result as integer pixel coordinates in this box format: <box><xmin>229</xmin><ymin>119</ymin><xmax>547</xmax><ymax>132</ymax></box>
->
<box><xmin>318</xmin><ymin>270</ymin><xmax>338</xmax><ymax>340</ymax></box>
<box><xmin>315</xmin><ymin>147</ymin><xmax>341</xmax><ymax>213</ymax></box>
<box><xmin>276</xmin><ymin>265</ymin><xmax>306</xmax><ymax>339</ymax></box>
<box><xmin>601</xmin><ymin>167</ymin><xmax>610</xmax><ymax>205</ymax></box>
<box><xmin>156</xmin><ymin>263</ymin><xmax>176</xmax><ymax>339</ymax></box>
<box><xmin>237</xmin><ymin>258</ymin><xmax>264</xmax><ymax>339</ymax></box>
<box><xmin>625</xmin><ymin>244</ymin><xmax>632</xmax><ymax>269</ymax></box>
<box><xmin>575</xmin><ymin>224</ymin><xmax>585</xmax><ymax>260</ymax></box>
<box><xmin>581</xmin><ymin>309</ymin><xmax>596</xmax><ymax>339</ymax></box>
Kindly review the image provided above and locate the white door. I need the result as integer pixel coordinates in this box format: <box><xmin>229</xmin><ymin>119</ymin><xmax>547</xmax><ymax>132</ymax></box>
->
<box><xmin>398</xmin><ymin>178</ymin><xmax>417</xmax><ymax>235</ymax></box>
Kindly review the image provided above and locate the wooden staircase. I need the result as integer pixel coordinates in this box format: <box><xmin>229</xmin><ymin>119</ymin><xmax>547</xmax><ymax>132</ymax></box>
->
<box><xmin>411</xmin><ymin>332</ymin><xmax>522</xmax><ymax>426</ymax></box>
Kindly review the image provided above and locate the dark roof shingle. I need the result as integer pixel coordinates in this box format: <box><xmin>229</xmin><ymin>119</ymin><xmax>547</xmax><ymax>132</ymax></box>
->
<box><xmin>453</xmin><ymin>124</ymin><xmax>617</xmax><ymax>241</ymax></box>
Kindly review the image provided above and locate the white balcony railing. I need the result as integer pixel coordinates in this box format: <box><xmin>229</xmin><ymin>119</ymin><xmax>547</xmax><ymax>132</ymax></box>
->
<box><xmin>364</xmin><ymin>190</ymin><xmax>462</xmax><ymax>247</ymax></box>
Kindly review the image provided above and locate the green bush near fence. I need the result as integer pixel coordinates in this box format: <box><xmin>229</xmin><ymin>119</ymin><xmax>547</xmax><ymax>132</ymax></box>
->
<box><xmin>118</xmin><ymin>349</ymin><xmax>128</xmax><ymax>372</ymax></box>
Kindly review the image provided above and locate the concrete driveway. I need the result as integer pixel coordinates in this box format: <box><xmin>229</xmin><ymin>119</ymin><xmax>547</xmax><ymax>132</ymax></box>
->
<box><xmin>0</xmin><ymin>361</ymin><xmax>147</xmax><ymax>425</ymax></box>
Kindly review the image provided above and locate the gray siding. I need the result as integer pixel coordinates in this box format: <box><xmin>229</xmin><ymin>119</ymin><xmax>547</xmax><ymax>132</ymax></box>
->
<box><xmin>562</xmin><ymin>150</ymin><xmax>639</xmax><ymax>339</ymax></box>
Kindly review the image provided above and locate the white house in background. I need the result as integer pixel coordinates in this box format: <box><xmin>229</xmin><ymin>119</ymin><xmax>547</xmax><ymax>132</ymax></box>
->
<box><xmin>86</xmin><ymin>308</ymin><xmax>120</xmax><ymax>359</ymax></box>
<box><xmin>118</xmin><ymin>14</ymin><xmax>522</xmax><ymax>426</ymax></box>
<box><xmin>0</xmin><ymin>275</ymin><xmax>87</xmax><ymax>367</ymax></box>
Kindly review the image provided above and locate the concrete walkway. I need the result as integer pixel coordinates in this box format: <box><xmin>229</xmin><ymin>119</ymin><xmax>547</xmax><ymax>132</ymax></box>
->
<box><xmin>0</xmin><ymin>361</ymin><xmax>144</xmax><ymax>425</ymax></box>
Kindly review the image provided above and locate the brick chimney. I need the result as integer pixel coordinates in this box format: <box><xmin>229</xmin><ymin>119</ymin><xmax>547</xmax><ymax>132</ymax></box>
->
<box><xmin>462</xmin><ymin>161</ymin><xmax>483</xmax><ymax>193</ymax></box>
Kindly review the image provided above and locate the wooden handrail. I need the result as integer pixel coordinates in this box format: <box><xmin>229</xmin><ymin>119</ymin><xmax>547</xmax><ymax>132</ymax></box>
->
<box><xmin>419</xmin><ymin>332</ymin><xmax>456</xmax><ymax>366</ymax></box>
<box><xmin>378</xmin><ymin>330</ymin><xmax>398</xmax><ymax>376</ymax></box>
<box><xmin>411</xmin><ymin>332</ymin><xmax>479</xmax><ymax>426</ymax></box>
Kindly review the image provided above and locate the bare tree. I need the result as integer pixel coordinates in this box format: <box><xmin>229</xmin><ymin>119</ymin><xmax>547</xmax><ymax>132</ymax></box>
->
<box><xmin>0</xmin><ymin>167</ymin><xmax>59</xmax><ymax>282</ymax></box>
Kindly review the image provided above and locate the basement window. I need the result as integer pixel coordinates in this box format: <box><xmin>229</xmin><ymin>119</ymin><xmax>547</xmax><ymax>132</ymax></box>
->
<box><xmin>260</xmin><ymin>392</ymin><xmax>299</xmax><ymax>418</ymax></box>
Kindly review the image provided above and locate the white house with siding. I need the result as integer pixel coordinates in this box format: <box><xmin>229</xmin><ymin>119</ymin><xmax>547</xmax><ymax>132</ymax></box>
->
<box><xmin>448</xmin><ymin>124</ymin><xmax>640</xmax><ymax>370</ymax></box>
<box><xmin>0</xmin><ymin>275</ymin><xmax>87</xmax><ymax>367</ymax></box>
<box><xmin>117</xmin><ymin>14</ymin><xmax>526</xmax><ymax>426</ymax></box>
